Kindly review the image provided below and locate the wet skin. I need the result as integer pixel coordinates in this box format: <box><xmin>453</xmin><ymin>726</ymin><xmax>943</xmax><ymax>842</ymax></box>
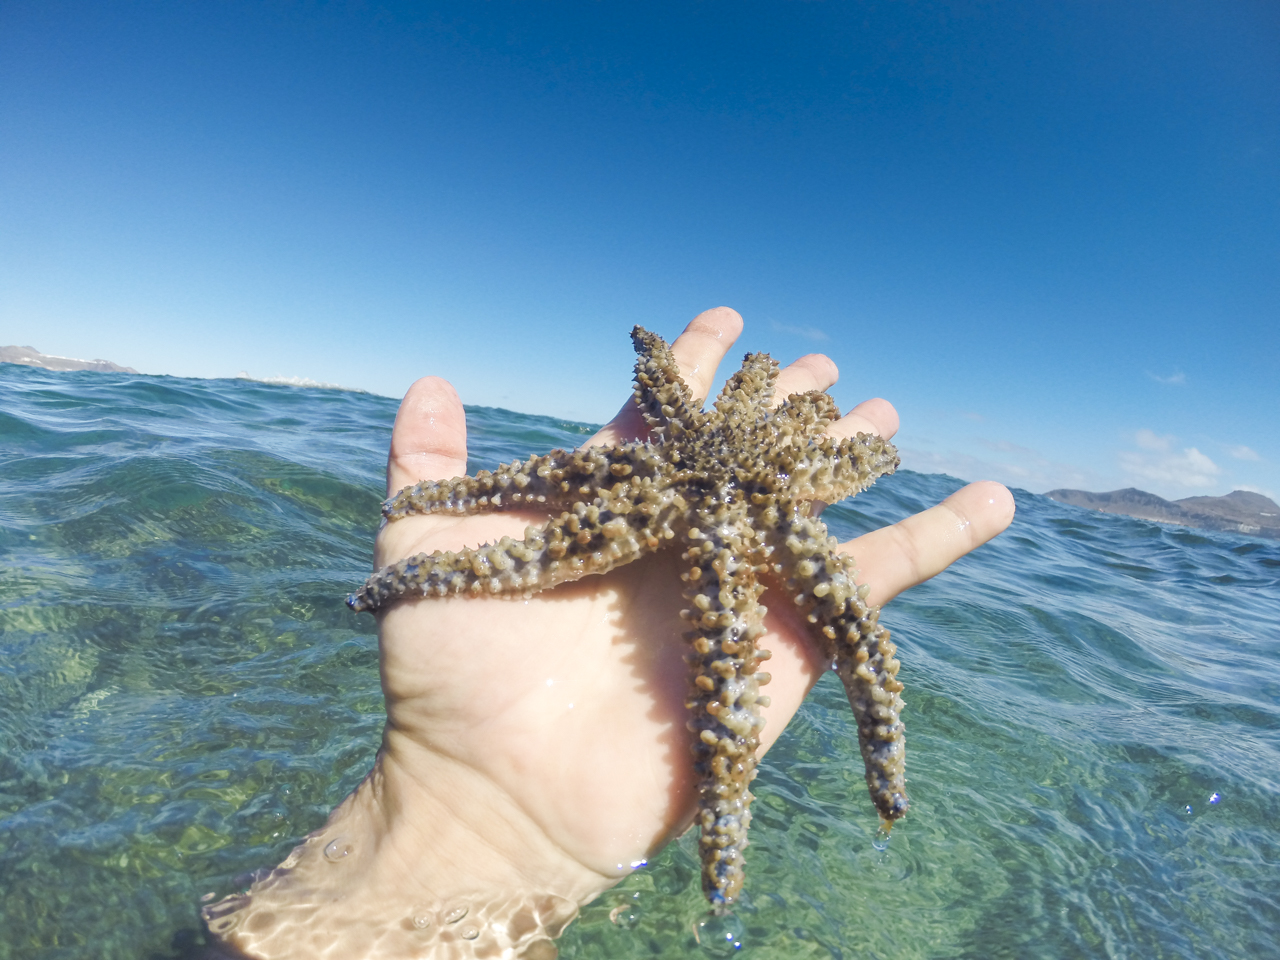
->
<box><xmin>206</xmin><ymin>307</ymin><xmax>1015</xmax><ymax>959</ymax></box>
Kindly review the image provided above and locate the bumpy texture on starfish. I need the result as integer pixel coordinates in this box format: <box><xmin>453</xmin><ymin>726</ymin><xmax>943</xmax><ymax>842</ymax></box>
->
<box><xmin>349</xmin><ymin>327</ymin><xmax>907</xmax><ymax>906</ymax></box>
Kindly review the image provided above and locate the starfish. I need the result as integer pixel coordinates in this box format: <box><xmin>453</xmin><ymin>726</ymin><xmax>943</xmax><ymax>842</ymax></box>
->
<box><xmin>348</xmin><ymin>327</ymin><xmax>907</xmax><ymax>907</ymax></box>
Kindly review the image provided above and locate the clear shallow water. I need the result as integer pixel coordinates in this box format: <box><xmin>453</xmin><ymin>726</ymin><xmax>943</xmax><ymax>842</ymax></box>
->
<box><xmin>1</xmin><ymin>364</ymin><xmax>1277</xmax><ymax>959</ymax></box>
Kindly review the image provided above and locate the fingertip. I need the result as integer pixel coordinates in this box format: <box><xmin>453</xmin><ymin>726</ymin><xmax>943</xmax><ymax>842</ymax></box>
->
<box><xmin>397</xmin><ymin>377</ymin><xmax>464</xmax><ymax>435</ymax></box>
<box><xmin>387</xmin><ymin>376</ymin><xmax>469</xmax><ymax>495</ymax></box>
<box><xmin>970</xmin><ymin>479</ymin><xmax>1016</xmax><ymax>514</ymax></box>
<box><xmin>773</xmin><ymin>353</ymin><xmax>839</xmax><ymax>401</ymax></box>
<box><xmin>976</xmin><ymin>480</ymin><xmax>1017</xmax><ymax>527</ymax></box>
<box><xmin>857</xmin><ymin>398</ymin><xmax>899</xmax><ymax>438</ymax></box>
<box><xmin>794</xmin><ymin>353</ymin><xmax>839</xmax><ymax>384</ymax></box>
<box><xmin>833</xmin><ymin>397</ymin><xmax>899</xmax><ymax>441</ymax></box>
<box><xmin>401</xmin><ymin>375</ymin><xmax>459</xmax><ymax>404</ymax></box>
<box><xmin>686</xmin><ymin>306</ymin><xmax>745</xmax><ymax>344</ymax></box>
<box><xmin>944</xmin><ymin>480</ymin><xmax>1016</xmax><ymax>546</ymax></box>
<box><xmin>668</xmin><ymin>306</ymin><xmax>744</xmax><ymax>403</ymax></box>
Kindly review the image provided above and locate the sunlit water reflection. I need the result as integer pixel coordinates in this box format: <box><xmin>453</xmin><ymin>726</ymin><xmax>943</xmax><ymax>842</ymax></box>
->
<box><xmin>1</xmin><ymin>365</ymin><xmax>1277</xmax><ymax>959</ymax></box>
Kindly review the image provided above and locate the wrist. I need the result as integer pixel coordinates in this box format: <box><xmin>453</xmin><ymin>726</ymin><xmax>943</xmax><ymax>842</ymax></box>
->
<box><xmin>204</xmin><ymin>733</ymin><xmax>607</xmax><ymax>958</ymax></box>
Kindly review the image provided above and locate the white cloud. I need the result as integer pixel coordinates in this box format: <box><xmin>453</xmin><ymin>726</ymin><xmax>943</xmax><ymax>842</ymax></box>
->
<box><xmin>768</xmin><ymin>318</ymin><xmax>829</xmax><ymax>342</ymax></box>
<box><xmin>1229</xmin><ymin>444</ymin><xmax>1261</xmax><ymax>461</ymax></box>
<box><xmin>1146</xmin><ymin>370</ymin><xmax>1187</xmax><ymax>385</ymax></box>
<box><xmin>1118</xmin><ymin>445</ymin><xmax>1220</xmax><ymax>489</ymax></box>
<box><xmin>897</xmin><ymin>439</ymin><xmax>1095</xmax><ymax>493</ymax></box>
<box><xmin>1135</xmin><ymin>428</ymin><xmax>1172</xmax><ymax>452</ymax></box>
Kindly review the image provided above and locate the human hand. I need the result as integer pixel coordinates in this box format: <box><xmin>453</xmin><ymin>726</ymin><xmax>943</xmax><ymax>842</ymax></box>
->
<box><xmin>372</xmin><ymin>306</ymin><xmax>1014</xmax><ymax>885</ymax></box>
<box><xmin>208</xmin><ymin>307</ymin><xmax>1014</xmax><ymax>959</ymax></box>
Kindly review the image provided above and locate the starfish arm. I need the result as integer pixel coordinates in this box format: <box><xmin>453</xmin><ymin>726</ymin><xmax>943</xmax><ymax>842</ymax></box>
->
<box><xmin>785</xmin><ymin>433</ymin><xmax>900</xmax><ymax>505</ymax></box>
<box><xmin>765</xmin><ymin>514</ymin><xmax>909</xmax><ymax>824</ymax></box>
<box><xmin>344</xmin><ymin>325</ymin><xmax>915</xmax><ymax>916</ymax></box>
<box><xmin>383</xmin><ymin>445</ymin><xmax>662</xmax><ymax>520</ymax></box>
<box><xmin>679</xmin><ymin>512</ymin><xmax>771</xmax><ymax>906</ymax></box>
<box><xmin>630</xmin><ymin>326</ymin><xmax>708</xmax><ymax>438</ymax></box>
<box><xmin>349</xmin><ymin>493</ymin><xmax>685</xmax><ymax>613</ymax></box>
<box><xmin>712</xmin><ymin>352</ymin><xmax>779</xmax><ymax>429</ymax></box>
<box><xmin>773</xmin><ymin>390</ymin><xmax>839</xmax><ymax>441</ymax></box>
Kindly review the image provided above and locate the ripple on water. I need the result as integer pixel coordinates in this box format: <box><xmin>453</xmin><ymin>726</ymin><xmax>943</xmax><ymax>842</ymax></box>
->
<box><xmin>1</xmin><ymin>369</ymin><xmax>1278</xmax><ymax>959</ymax></box>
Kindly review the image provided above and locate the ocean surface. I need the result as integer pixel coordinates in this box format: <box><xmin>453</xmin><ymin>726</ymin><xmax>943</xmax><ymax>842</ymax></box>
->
<box><xmin>1</xmin><ymin>365</ymin><xmax>1277</xmax><ymax>960</ymax></box>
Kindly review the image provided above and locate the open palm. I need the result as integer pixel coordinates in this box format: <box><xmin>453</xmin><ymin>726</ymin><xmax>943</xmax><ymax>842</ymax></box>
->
<box><xmin>207</xmin><ymin>307</ymin><xmax>1014</xmax><ymax>958</ymax></box>
<box><xmin>370</xmin><ymin>307</ymin><xmax>1015</xmax><ymax>897</ymax></box>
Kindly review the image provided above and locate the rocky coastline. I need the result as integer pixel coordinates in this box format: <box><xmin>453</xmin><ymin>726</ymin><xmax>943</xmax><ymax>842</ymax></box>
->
<box><xmin>1046</xmin><ymin>487</ymin><xmax>1280</xmax><ymax>540</ymax></box>
<box><xmin>1</xmin><ymin>345</ymin><xmax>138</xmax><ymax>374</ymax></box>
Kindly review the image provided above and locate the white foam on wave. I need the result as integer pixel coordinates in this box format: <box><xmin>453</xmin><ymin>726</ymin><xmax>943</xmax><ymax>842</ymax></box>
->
<box><xmin>235</xmin><ymin>372</ymin><xmax>366</xmax><ymax>393</ymax></box>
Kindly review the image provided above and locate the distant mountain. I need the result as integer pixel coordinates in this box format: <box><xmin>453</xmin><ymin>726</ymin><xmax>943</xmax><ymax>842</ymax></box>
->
<box><xmin>0</xmin><ymin>345</ymin><xmax>138</xmax><ymax>374</ymax></box>
<box><xmin>1046</xmin><ymin>487</ymin><xmax>1280</xmax><ymax>540</ymax></box>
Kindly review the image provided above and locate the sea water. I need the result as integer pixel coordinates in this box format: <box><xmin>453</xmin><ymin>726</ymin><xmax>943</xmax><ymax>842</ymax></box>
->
<box><xmin>1</xmin><ymin>365</ymin><xmax>1277</xmax><ymax>959</ymax></box>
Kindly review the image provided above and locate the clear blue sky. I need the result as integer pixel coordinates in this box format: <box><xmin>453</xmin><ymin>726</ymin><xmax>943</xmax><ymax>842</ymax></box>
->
<box><xmin>2</xmin><ymin>1</ymin><xmax>1276</xmax><ymax>500</ymax></box>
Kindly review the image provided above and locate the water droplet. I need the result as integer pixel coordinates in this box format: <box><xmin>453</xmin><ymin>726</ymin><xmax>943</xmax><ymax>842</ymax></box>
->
<box><xmin>610</xmin><ymin>896</ymin><xmax>642</xmax><ymax>929</ymax></box>
<box><xmin>695</xmin><ymin>911</ymin><xmax>745</xmax><ymax>954</ymax></box>
<box><xmin>411</xmin><ymin>908</ymin><xmax>433</xmax><ymax>930</ymax></box>
<box><xmin>323</xmin><ymin>837</ymin><xmax>353</xmax><ymax>862</ymax></box>
<box><xmin>655</xmin><ymin>854</ymin><xmax>697</xmax><ymax>895</ymax></box>
<box><xmin>443</xmin><ymin>903</ymin><xmax>469</xmax><ymax>924</ymax></box>
<box><xmin>460</xmin><ymin>924</ymin><xmax>480</xmax><ymax>940</ymax></box>
<box><xmin>872</xmin><ymin>824</ymin><xmax>892</xmax><ymax>852</ymax></box>
<box><xmin>1209</xmin><ymin>792</ymin><xmax>1221</xmax><ymax>804</ymax></box>
<box><xmin>1183</xmin><ymin>804</ymin><xmax>1194</xmax><ymax>816</ymax></box>
<box><xmin>611</xmin><ymin>909</ymin><xmax>641</xmax><ymax>930</ymax></box>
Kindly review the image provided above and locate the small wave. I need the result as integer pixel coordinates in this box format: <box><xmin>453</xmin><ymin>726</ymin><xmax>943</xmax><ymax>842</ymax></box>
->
<box><xmin>235</xmin><ymin>372</ymin><xmax>367</xmax><ymax>393</ymax></box>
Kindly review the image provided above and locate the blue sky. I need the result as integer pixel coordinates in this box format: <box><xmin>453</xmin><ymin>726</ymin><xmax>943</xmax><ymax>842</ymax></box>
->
<box><xmin>2</xmin><ymin>1</ymin><xmax>1277</xmax><ymax>501</ymax></box>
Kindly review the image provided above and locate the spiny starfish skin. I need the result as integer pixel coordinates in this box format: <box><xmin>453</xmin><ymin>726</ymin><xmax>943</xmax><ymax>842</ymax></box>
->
<box><xmin>348</xmin><ymin>327</ymin><xmax>908</xmax><ymax>906</ymax></box>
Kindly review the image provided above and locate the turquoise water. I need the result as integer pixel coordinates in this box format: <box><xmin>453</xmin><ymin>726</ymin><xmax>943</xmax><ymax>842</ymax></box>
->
<box><xmin>1</xmin><ymin>364</ymin><xmax>1277</xmax><ymax>959</ymax></box>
